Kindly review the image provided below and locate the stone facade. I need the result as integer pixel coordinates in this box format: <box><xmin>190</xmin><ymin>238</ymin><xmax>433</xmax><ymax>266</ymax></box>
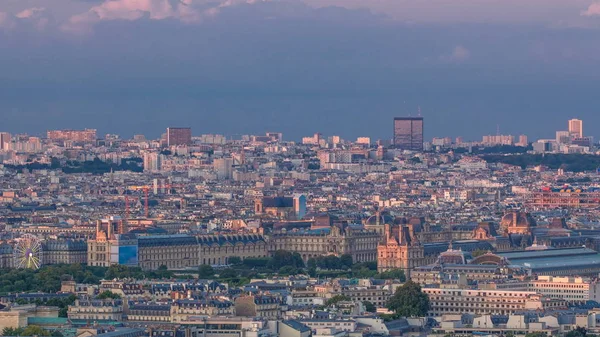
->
<box><xmin>268</xmin><ymin>225</ymin><xmax>380</xmax><ymax>263</ymax></box>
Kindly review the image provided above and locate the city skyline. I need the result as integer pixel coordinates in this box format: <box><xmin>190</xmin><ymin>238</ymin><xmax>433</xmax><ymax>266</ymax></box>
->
<box><xmin>0</xmin><ymin>116</ymin><xmax>591</xmax><ymax>145</ymax></box>
<box><xmin>1</xmin><ymin>1</ymin><xmax>600</xmax><ymax>141</ymax></box>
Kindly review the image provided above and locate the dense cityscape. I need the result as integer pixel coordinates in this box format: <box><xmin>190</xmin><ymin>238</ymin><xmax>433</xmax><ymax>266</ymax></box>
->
<box><xmin>0</xmin><ymin>116</ymin><xmax>599</xmax><ymax>337</ymax></box>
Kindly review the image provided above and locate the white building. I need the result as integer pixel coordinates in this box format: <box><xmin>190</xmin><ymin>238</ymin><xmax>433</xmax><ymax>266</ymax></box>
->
<box><xmin>528</xmin><ymin>276</ymin><xmax>600</xmax><ymax>303</ymax></box>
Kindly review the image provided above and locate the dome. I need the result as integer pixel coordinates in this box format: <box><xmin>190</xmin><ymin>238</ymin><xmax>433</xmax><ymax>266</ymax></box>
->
<box><xmin>501</xmin><ymin>211</ymin><xmax>536</xmax><ymax>228</ymax></box>
<box><xmin>436</xmin><ymin>243</ymin><xmax>467</xmax><ymax>265</ymax></box>
<box><xmin>365</xmin><ymin>213</ymin><xmax>394</xmax><ymax>226</ymax></box>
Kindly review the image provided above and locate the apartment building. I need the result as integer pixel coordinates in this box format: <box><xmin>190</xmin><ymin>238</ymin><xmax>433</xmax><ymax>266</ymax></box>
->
<box><xmin>423</xmin><ymin>288</ymin><xmax>566</xmax><ymax>316</ymax></box>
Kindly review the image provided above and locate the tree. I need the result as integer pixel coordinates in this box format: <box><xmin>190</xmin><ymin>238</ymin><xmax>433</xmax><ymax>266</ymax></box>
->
<box><xmin>524</xmin><ymin>333</ymin><xmax>548</xmax><ymax>337</ymax></box>
<box><xmin>218</xmin><ymin>268</ymin><xmax>239</xmax><ymax>279</ymax></box>
<box><xmin>3</xmin><ymin>327</ymin><xmax>24</xmax><ymax>336</ymax></box>
<box><xmin>386</xmin><ymin>280</ymin><xmax>430</xmax><ymax>317</ymax></box>
<box><xmin>228</xmin><ymin>256</ymin><xmax>242</xmax><ymax>265</ymax></box>
<box><xmin>325</xmin><ymin>294</ymin><xmax>351</xmax><ymax>307</ymax></box>
<box><xmin>377</xmin><ymin>269</ymin><xmax>406</xmax><ymax>282</ymax></box>
<box><xmin>471</xmin><ymin>249</ymin><xmax>489</xmax><ymax>258</ymax></box>
<box><xmin>21</xmin><ymin>325</ymin><xmax>51</xmax><ymax>336</ymax></box>
<box><xmin>278</xmin><ymin>266</ymin><xmax>299</xmax><ymax>275</ymax></box>
<box><xmin>97</xmin><ymin>290</ymin><xmax>121</xmax><ymax>299</ymax></box>
<box><xmin>268</xmin><ymin>250</ymin><xmax>304</xmax><ymax>270</ymax></box>
<box><xmin>566</xmin><ymin>327</ymin><xmax>588</xmax><ymax>337</ymax></box>
<box><xmin>198</xmin><ymin>264</ymin><xmax>215</xmax><ymax>278</ymax></box>
<box><xmin>340</xmin><ymin>254</ymin><xmax>353</xmax><ymax>269</ymax></box>
<box><xmin>242</xmin><ymin>258</ymin><xmax>270</xmax><ymax>268</ymax></box>
<box><xmin>363</xmin><ymin>301</ymin><xmax>376</xmax><ymax>313</ymax></box>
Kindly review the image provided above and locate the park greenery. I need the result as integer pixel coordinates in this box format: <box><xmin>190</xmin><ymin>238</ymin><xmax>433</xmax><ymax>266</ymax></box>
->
<box><xmin>386</xmin><ymin>280</ymin><xmax>430</xmax><ymax>318</ymax></box>
<box><xmin>325</xmin><ymin>295</ymin><xmax>351</xmax><ymax>307</ymax></box>
<box><xmin>481</xmin><ymin>153</ymin><xmax>600</xmax><ymax>172</ymax></box>
<box><xmin>0</xmin><ymin>264</ymin><xmax>174</xmax><ymax>295</ymax></box>
<box><xmin>97</xmin><ymin>291</ymin><xmax>122</xmax><ymax>299</ymax></box>
<box><xmin>0</xmin><ymin>251</ymin><xmax>408</xmax><ymax>296</ymax></box>
<box><xmin>5</xmin><ymin>157</ymin><xmax>143</xmax><ymax>174</ymax></box>
<box><xmin>2</xmin><ymin>325</ymin><xmax>62</xmax><ymax>336</ymax></box>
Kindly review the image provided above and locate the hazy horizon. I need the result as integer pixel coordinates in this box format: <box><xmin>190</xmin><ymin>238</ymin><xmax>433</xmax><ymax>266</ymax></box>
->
<box><xmin>1</xmin><ymin>0</ymin><xmax>599</xmax><ymax>141</ymax></box>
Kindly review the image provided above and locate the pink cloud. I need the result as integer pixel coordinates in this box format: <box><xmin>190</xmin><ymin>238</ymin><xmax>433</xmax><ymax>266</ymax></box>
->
<box><xmin>440</xmin><ymin>45</ymin><xmax>471</xmax><ymax>63</ymax></box>
<box><xmin>61</xmin><ymin>0</ymin><xmax>266</xmax><ymax>34</ymax></box>
<box><xmin>582</xmin><ymin>2</ymin><xmax>600</xmax><ymax>16</ymax></box>
<box><xmin>16</xmin><ymin>7</ymin><xmax>46</xmax><ymax>19</ymax></box>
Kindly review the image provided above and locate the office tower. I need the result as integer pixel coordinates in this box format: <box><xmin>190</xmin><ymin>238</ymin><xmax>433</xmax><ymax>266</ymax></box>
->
<box><xmin>556</xmin><ymin>131</ymin><xmax>571</xmax><ymax>144</ymax></box>
<box><xmin>293</xmin><ymin>194</ymin><xmax>307</xmax><ymax>220</ymax></box>
<box><xmin>569</xmin><ymin>119</ymin><xmax>583</xmax><ymax>138</ymax></box>
<box><xmin>47</xmin><ymin>129</ymin><xmax>96</xmax><ymax>142</ymax></box>
<box><xmin>517</xmin><ymin>135</ymin><xmax>528</xmax><ymax>147</ymax></box>
<box><xmin>166</xmin><ymin>127</ymin><xmax>192</xmax><ymax>146</ymax></box>
<box><xmin>393</xmin><ymin>117</ymin><xmax>424</xmax><ymax>151</ymax></box>
<box><xmin>143</xmin><ymin>152</ymin><xmax>162</xmax><ymax>172</ymax></box>
<box><xmin>213</xmin><ymin>158</ymin><xmax>234</xmax><ymax>180</ymax></box>
<box><xmin>482</xmin><ymin>135</ymin><xmax>514</xmax><ymax>146</ymax></box>
<box><xmin>0</xmin><ymin>133</ymin><xmax>11</xmax><ymax>150</ymax></box>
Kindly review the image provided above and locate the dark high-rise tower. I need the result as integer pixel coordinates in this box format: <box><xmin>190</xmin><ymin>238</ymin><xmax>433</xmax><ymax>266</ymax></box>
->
<box><xmin>393</xmin><ymin>117</ymin><xmax>424</xmax><ymax>151</ymax></box>
<box><xmin>166</xmin><ymin>127</ymin><xmax>192</xmax><ymax>146</ymax></box>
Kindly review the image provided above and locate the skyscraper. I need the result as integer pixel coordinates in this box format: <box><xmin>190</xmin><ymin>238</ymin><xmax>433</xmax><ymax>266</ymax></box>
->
<box><xmin>166</xmin><ymin>127</ymin><xmax>192</xmax><ymax>146</ymax></box>
<box><xmin>0</xmin><ymin>132</ymin><xmax>11</xmax><ymax>150</ymax></box>
<box><xmin>568</xmin><ymin>119</ymin><xmax>583</xmax><ymax>138</ymax></box>
<box><xmin>393</xmin><ymin>117</ymin><xmax>424</xmax><ymax>151</ymax></box>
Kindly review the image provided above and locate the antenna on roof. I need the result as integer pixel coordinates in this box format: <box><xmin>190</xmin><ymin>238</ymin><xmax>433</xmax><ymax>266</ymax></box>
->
<box><xmin>418</xmin><ymin>106</ymin><xmax>422</xmax><ymax>117</ymax></box>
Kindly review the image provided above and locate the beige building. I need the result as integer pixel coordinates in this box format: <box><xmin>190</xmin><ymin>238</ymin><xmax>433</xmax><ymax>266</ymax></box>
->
<box><xmin>87</xmin><ymin>217</ymin><xmax>268</xmax><ymax>270</ymax></box>
<box><xmin>68</xmin><ymin>299</ymin><xmax>124</xmax><ymax>321</ymax></box>
<box><xmin>528</xmin><ymin>276</ymin><xmax>600</xmax><ymax>304</ymax></box>
<box><xmin>171</xmin><ymin>299</ymin><xmax>235</xmax><ymax>323</ymax></box>
<box><xmin>0</xmin><ymin>305</ymin><xmax>59</xmax><ymax>331</ymax></box>
<box><xmin>269</xmin><ymin>225</ymin><xmax>380</xmax><ymax>263</ymax></box>
<box><xmin>423</xmin><ymin>288</ymin><xmax>566</xmax><ymax>316</ymax></box>
<box><xmin>235</xmin><ymin>295</ymin><xmax>284</xmax><ymax>318</ymax></box>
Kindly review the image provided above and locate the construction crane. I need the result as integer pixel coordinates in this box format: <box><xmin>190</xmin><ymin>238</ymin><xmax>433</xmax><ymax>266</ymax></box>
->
<box><xmin>127</xmin><ymin>184</ymin><xmax>184</xmax><ymax>218</ymax></box>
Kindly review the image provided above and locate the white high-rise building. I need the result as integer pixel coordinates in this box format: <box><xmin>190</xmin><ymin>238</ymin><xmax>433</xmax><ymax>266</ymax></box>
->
<box><xmin>569</xmin><ymin>119</ymin><xmax>583</xmax><ymax>138</ymax></box>
<box><xmin>143</xmin><ymin>152</ymin><xmax>162</xmax><ymax>172</ymax></box>
<box><xmin>213</xmin><ymin>158</ymin><xmax>233</xmax><ymax>180</ymax></box>
<box><xmin>556</xmin><ymin>131</ymin><xmax>571</xmax><ymax>144</ymax></box>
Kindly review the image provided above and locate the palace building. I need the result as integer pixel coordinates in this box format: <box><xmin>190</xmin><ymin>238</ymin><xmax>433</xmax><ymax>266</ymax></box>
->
<box><xmin>377</xmin><ymin>223</ymin><xmax>493</xmax><ymax>276</ymax></box>
<box><xmin>87</xmin><ymin>217</ymin><xmax>268</xmax><ymax>270</ymax></box>
<box><xmin>267</xmin><ymin>224</ymin><xmax>380</xmax><ymax>263</ymax></box>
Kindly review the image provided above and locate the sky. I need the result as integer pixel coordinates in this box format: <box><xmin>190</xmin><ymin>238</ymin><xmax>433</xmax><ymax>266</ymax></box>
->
<box><xmin>1</xmin><ymin>0</ymin><xmax>600</xmax><ymax>141</ymax></box>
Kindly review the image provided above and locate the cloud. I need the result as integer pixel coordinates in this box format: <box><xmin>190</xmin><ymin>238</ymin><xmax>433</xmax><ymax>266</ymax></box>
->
<box><xmin>582</xmin><ymin>2</ymin><xmax>600</xmax><ymax>16</ymax></box>
<box><xmin>440</xmin><ymin>45</ymin><xmax>471</xmax><ymax>63</ymax></box>
<box><xmin>0</xmin><ymin>12</ymin><xmax>16</xmax><ymax>30</ymax></box>
<box><xmin>60</xmin><ymin>0</ymin><xmax>269</xmax><ymax>34</ymax></box>
<box><xmin>15</xmin><ymin>7</ymin><xmax>46</xmax><ymax>19</ymax></box>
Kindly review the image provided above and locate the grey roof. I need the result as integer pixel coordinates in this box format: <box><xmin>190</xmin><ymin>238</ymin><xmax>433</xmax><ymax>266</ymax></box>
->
<box><xmin>282</xmin><ymin>320</ymin><xmax>311</xmax><ymax>333</ymax></box>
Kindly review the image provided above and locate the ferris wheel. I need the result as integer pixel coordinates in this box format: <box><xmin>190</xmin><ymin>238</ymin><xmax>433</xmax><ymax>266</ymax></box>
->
<box><xmin>13</xmin><ymin>234</ymin><xmax>43</xmax><ymax>269</ymax></box>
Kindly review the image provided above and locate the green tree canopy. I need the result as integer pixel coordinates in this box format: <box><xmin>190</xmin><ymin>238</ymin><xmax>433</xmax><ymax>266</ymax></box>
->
<box><xmin>97</xmin><ymin>290</ymin><xmax>121</xmax><ymax>299</ymax></box>
<box><xmin>325</xmin><ymin>294</ymin><xmax>351</xmax><ymax>307</ymax></box>
<box><xmin>386</xmin><ymin>280</ymin><xmax>430</xmax><ymax>317</ymax></box>
<box><xmin>198</xmin><ymin>264</ymin><xmax>215</xmax><ymax>278</ymax></box>
<box><xmin>363</xmin><ymin>301</ymin><xmax>376</xmax><ymax>313</ymax></box>
<box><xmin>524</xmin><ymin>333</ymin><xmax>549</xmax><ymax>337</ymax></box>
<box><xmin>376</xmin><ymin>269</ymin><xmax>406</xmax><ymax>281</ymax></box>
<box><xmin>267</xmin><ymin>250</ymin><xmax>304</xmax><ymax>270</ymax></box>
<box><xmin>228</xmin><ymin>256</ymin><xmax>242</xmax><ymax>265</ymax></box>
<box><xmin>218</xmin><ymin>268</ymin><xmax>239</xmax><ymax>279</ymax></box>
